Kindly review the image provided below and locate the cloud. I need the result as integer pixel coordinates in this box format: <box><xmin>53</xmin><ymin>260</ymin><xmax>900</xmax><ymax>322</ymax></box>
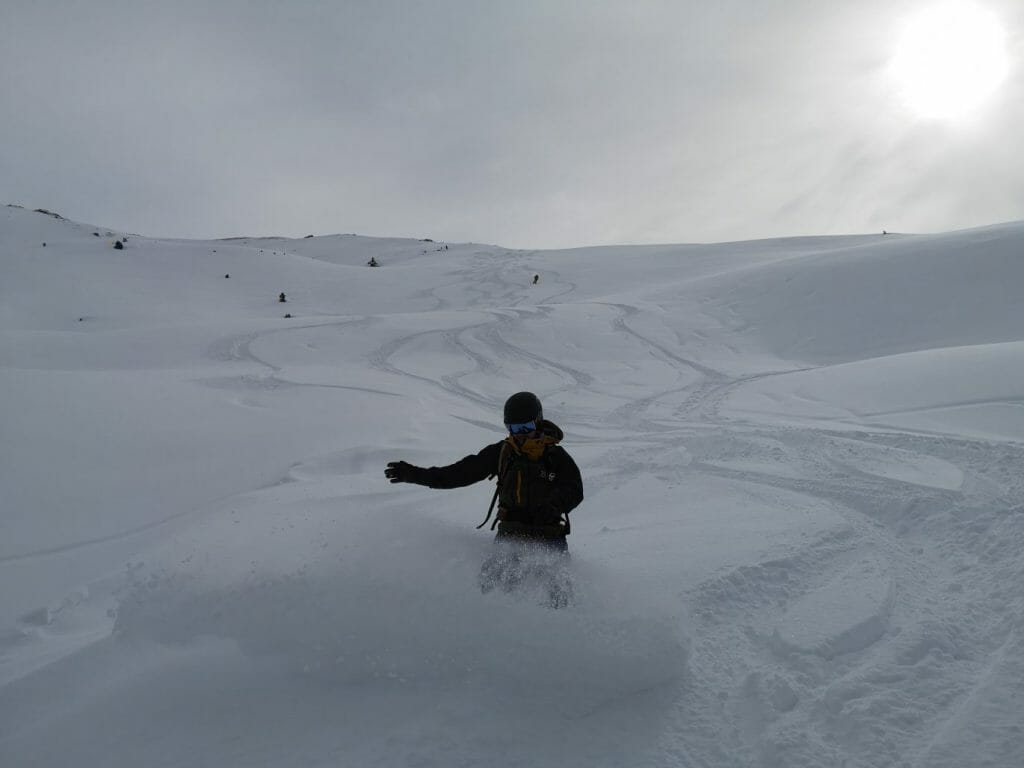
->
<box><xmin>1</xmin><ymin>0</ymin><xmax>1021</xmax><ymax>246</ymax></box>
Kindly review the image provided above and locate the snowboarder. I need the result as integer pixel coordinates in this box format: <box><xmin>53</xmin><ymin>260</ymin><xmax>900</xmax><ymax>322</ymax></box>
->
<box><xmin>367</xmin><ymin>257</ymin><xmax>378</xmax><ymax>267</ymax></box>
<box><xmin>386</xmin><ymin>392</ymin><xmax>583</xmax><ymax>604</ymax></box>
<box><xmin>279</xmin><ymin>292</ymin><xmax>287</xmax><ymax>303</ymax></box>
<box><xmin>532</xmin><ymin>274</ymin><xmax>539</xmax><ymax>284</ymax></box>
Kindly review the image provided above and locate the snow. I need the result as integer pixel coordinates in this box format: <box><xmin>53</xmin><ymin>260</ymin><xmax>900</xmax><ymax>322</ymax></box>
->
<box><xmin>2</xmin><ymin>203</ymin><xmax>1024</xmax><ymax>766</ymax></box>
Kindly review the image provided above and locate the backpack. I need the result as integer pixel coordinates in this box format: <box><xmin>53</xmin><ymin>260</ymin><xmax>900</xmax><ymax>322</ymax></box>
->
<box><xmin>477</xmin><ymin>440</ymin><xmax>570</xmax><ymax>535</ymax></box>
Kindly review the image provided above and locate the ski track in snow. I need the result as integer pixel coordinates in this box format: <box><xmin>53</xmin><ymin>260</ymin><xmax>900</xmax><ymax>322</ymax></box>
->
<box><xmin>656</xmin><ymin>423</ymin><xmax>1024</xmax><ymax>765</ymax></box>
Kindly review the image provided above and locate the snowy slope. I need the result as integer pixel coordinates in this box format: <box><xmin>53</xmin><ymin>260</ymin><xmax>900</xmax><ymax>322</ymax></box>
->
<box><xmin>2</xmin><ymin>204</ymin><xmax>1024</xmax><ymax>767</ymax></box>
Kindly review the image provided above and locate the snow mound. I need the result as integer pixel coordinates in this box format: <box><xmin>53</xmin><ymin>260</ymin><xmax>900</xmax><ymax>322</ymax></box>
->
<box><xmin>771</xmin><ymin>548</ymin><xmax>894</xmax><ymax>659</ymax></box>
<box><xmin>724</xmin><ymin>341</ymin><xmax>1024</xmax><ymax>443</ymax></box>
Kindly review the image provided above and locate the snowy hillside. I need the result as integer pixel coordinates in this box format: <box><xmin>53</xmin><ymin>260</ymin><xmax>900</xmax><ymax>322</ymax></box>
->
<box><xmin>2</xmin><ymin>203</ymin><xmax>1024</xmax><ymax>767</ymax></box>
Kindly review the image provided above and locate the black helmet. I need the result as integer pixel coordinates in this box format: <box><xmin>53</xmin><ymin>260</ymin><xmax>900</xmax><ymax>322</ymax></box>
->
<box><xmin>503</xmin><ymin>391</ymin><xmax>542</xmax><ymax>424</ymax></box>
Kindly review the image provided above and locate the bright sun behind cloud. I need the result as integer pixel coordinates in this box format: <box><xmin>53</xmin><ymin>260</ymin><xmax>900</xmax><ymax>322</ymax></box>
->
<box><xmin>890</xmin><ymin>1</ymin><xmax>1009</xmax><ymax>120</ymax></box>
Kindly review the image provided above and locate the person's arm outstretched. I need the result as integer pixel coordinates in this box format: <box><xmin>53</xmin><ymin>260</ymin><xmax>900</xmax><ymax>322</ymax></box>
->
<box><xmin>386</xmin><ymin>443</ymin><xmax>502</xmax><ymax>489</ymax></box>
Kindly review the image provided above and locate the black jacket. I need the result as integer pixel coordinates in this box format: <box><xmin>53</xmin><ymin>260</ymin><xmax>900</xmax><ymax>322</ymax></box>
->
<box><xmin>408</xmin><ymin>419</ymin><xmax>583</xmax><ymax>534</ymax></box>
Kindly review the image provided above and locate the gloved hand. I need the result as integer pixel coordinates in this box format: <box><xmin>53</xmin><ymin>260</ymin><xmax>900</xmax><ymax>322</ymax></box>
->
<box><xmin>385</xmin><ymin>461</ymin><xmax>419</xmax><ymax>484</ymax></box>
<box><xmin>542</xmin><ymin>504</ymin><xmax>563</xmax><ymax>523</ymax></box>
<box><xmin>542</xmin><ymin>504</ymin><xmax>570</xmax><ymax>533</ymax></box>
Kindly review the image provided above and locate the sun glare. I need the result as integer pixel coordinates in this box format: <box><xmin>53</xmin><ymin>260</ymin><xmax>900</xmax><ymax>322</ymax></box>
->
<box><xmin>890</xmin><ymin>1</ymin><xmax>1009</xmax><ymax>120</ymax></box>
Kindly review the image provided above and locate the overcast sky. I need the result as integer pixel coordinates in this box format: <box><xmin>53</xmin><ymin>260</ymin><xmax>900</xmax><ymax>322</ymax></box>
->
<box><xmin>3</xmin><ymin>0</ymin><xmax>1022</xmax><ymax>247</ymax></box>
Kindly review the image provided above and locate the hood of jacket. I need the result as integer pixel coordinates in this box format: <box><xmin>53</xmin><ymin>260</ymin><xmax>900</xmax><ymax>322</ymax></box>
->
<box><xmin>504</xmin><ymin>418</ymin><xmax>563</xmax><ymax>461</ymax></box>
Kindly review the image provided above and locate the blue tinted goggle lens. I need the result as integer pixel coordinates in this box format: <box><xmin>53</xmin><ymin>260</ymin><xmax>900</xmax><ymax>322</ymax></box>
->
<box><xmin>506</xmin><ymin>420</ymin><xmax>537</xmax><ymax>435</ymax></box>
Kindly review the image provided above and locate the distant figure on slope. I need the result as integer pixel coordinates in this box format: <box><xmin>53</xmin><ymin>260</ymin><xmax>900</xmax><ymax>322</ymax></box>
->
<box><xmin>279</xmin><ymin>292</ymin><xmax>287</xmax><ymax>303</ymax></box>
<box><xmin>367</xmin><ymin>257</ymin><xmax>378</xmax><ymax>267</ymax></box>
<box><xmin>533</xmin><ymin>274</ymin><xmax>539</xmax><ymax>284</ymax></box>
<box><xmin>385</xmin><ymin>392</ymin><xmax>583</xmax><ymax>606</ymax></box>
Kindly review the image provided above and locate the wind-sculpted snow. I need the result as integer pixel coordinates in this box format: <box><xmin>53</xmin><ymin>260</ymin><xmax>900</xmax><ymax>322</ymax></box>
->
<box><xmin>692</xmin><ymin>222</ymin><xmax>1024</xmax><ymax>365</ymax></box>
<box><xmin>4</xmin><ymin>204</ymin><xmax>1024</xmax><ymax>766</ymax></box>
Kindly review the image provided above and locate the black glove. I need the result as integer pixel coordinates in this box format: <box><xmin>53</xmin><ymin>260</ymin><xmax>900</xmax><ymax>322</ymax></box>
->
<box><xmin>542</xmin><ymin>504</ymin><xmax>564</xmax><ymax>523</ymax></box>
<box><xmin>385</xmin><ymin>461</ymin><xmax>419</xmax><ymax>484</ymax></box>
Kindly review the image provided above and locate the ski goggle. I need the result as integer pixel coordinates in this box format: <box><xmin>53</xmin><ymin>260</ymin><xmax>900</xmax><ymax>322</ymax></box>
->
<box><xmin>506</xmin><ymin>420</ymin><xmax>538</xmax><ymax>435</ymax></box>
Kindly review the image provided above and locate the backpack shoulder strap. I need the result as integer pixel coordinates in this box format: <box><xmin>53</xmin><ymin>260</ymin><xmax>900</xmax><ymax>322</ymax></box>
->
<box><xmin>478</xmin><ymin>441</ymin><xmax>514</xmax><ymax>530</ymax></box>
<box><xmin>487</xmin><ymin>440</ymin><xmax>513</xmax><ymax>479</ymax></box>
<box><xmin>499</xmin><ymin>440</ymin><xmax>511</xmax><ymax>476</ymax></box>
